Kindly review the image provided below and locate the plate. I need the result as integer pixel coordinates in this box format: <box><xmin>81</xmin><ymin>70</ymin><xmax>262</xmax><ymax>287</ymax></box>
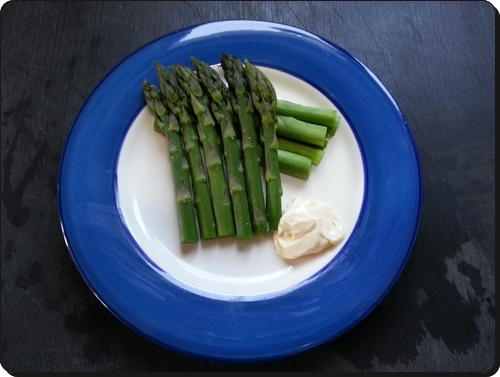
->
<box><xmin>58</xmin><ymin>20</ymin><xmax>422</xmax><ymax>362</ymax></box>
<box><xmin>118</xmin><ymin>65</ymin><xmax>364</xmax><ymax>298</ymax></box>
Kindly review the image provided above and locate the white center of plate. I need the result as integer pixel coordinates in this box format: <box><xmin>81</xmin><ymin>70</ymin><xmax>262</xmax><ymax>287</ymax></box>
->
<box><xmin>116</xmin><ymin>67</ymin><xmax>364</xmax><ymax>300</ymax></box>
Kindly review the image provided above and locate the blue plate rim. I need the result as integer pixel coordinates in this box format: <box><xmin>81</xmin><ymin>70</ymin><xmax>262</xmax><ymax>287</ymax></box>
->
<box><xmin>57</xmin><ymin>20</ymin><xmax>423</xmax><ymax>362</ymax></box>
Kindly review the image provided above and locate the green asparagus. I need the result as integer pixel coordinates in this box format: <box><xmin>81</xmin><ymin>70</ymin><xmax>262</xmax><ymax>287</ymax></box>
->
<box><xmin>245</xmin><ymin>60</ymin><xmax>282</xmax><ymax>231</ymax></box>
<box><xmin>221</xmin><ymin>53</ymin><xmax>268</xmax><ymax>234</ymax></box>
<box><xmin>276</xmin><ymin>99</ymin><xmax>339</xmax><ymax>137</ymax></box>
<box><xmin>191</xmin><ymin>56</ymin><xmax>253</xmax><ymax>239</ymax></box>
<box><xmin>142</xmin><ymin>81</ymin><xmax>198</xmax><ymax>242</ymax></box>
<box><xmin>142</xmin><ymin>55</ymin><xmax>343</xmax><ymax>240</ymax></box>
<box><xmin>277</xmin><ymin>115</ymin><xmax>328</xmax><ymax>148</ymax></box>
<box><xmin>331</xmin><ymin>115</ymin><xmax>341</xmax><ymax>137</ymax></box>
<box><xmin>278</xmin><ymin>137</ymin><xmax>325</xmax><ymax>165</ymax></box>
<box><xmin>171</xmin><ymin>64</ymin><xmax>236</xmax><ymax>237</ymax></box>
<box><xmin>154</xmin><ymin>62</ymin><xmax>217</xmax><ymax>240</ymax></box>
<box><xmin>277</xmin><ymin>149</ymin><xmax>312</xmax><ymax>180</ymax></box>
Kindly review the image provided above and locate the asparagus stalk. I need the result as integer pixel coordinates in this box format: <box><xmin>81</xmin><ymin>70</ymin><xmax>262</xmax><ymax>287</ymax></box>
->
<box><xmin>221</xmin><ymin>53</ymin><xmax>268</xmax><ymax>234</ymax></box>
<box><xmin>276</xmin><ymin>99</ymin><xmax>339</xmax><ymax>137</ymax></box>
<box><xmin>170</xmin><ymin>64</ymin><xmax>236</xmax><ymax>237</ymax></box>
<box><xmin>245</xmin><ymin>60</ymin><xmax>283</xmax><ymax>231</ymax></box>
<box><xmin>142</xmin><ymin>81</ymin><xmax>198</xmax><ymax>242</ymax></box>
<box><xmin>154</xmin><ymin>62</ymin><xmax>217</xmax><ymax>240</ymax></box>
<box><xmin>277</xmin><ymin>149</ymin><xmax>313</xmax><ymax>180</ymax></box>
<box><xmin>278</xmin><ymin>137</ymin><xmax>325</xmax><ymax>165</ymax></box>
<box><xmin>277</xmin><ymin>115</ymin><xmax>328</xmax><ymax>148</ymax></box>
<box><xmin>191</xmin><ymin>56</ymin><xmax>253</xmax><ymax>240</ymax></box>
<box><xmin>331</xmin><ymin>115</ymin><xmax>341</xmax><ymax>137</ymax></box>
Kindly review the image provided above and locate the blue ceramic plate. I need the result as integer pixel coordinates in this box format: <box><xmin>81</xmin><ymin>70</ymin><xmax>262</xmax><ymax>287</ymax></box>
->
<box><xmin>58</xmin><ymin>20</ymin><xmax>422</xmax><ymax>362</ymax></box>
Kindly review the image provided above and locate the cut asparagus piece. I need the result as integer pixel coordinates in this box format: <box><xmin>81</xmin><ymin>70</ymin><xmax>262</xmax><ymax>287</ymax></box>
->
<box><xmin>142</xmin><ymin>81</ymin><xmax>198</xmax><ymax>242</ymax></box>
<box><xmin>276</xmin><ymin>99</ymin><xmax>339</xmax><ymax>136</ymax></box>
<box><xmin>221</xmin><ymin>53</ymin><xmax>268</xmax><ymax>234</ymax></box>
<box><xmin>245</xmin><ymin>60</ymin><xmax>283</xmax><ymax>231</ymax></box>
<box><xmin>277</xmin><ymin>115</ymin><xmax>328</xmax><ymax>148</ymax></box>
<box><xmin>171</xmin><ymin>64</ymin><xmax>236</xmax><ymax>237</ymax></box>
<box><xmin>330</xmin><ymin>115</ymin><xmax>341</xmax><ymax>137</ymax></box>
<box><xmin>278</xmin><ymin>137</ymin><xmax>325</xmax><ymax>165</ymax></box>
<box><xmin>155</xmin><ymin>62</ymin><xmax>217</xmax><ymax>239</ymax></box>
<box><xmin>277</xmin><ymin>149</ymin><xmax>313</xmax><ymax>180</ymax></box>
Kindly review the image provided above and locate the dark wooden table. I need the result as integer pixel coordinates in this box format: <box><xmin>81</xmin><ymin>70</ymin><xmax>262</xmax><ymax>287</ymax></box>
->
<box><xmin>1</xmin><ymin>1</ymin><xmax>495</xmax><ymax>373</ymax></box>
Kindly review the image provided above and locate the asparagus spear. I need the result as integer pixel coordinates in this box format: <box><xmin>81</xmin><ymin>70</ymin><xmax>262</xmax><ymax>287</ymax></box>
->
<box><xmin>154</xmin><ymin>62</ymin><xmax>217</xmax><ymax>240</ymax></box>
<box><xmin>278</xmin><ymin>137</ymin><xmax>325</xmax><ymax>165</ymax></box>
<box><xmin>245</xmin><ymin>60</ymin><xmax>283</xmax><ymax>231</ymax></box>
<box><xmin>220</xmin><ymin>53</ymin><xmax>268</xmax><ymax>234</ymax></box>
<box><xmin>170</xmin><ymin>64</ymin><xmax>236</xmax><ymax>237</ymax></box>
<box><xmin>277</xmin><ymin>149</ymin><xmax>312</xmax><ymax>180</ymax></box>
<box><xmin>191</xmin><ymin>56</ymin><xmax>253</xmax><ymax>239</ymax></box>
<box><xmin>277</xmin><ymin>115</ymin><xmax>328</xmax><ymax>148</ymax></box>
<box><xmin>276</xmin><ymin>99</ymin><xmax>339</xmax><ymax>137</ymax></box>
<box><xmin>142</xmin><ymin>81</ymin><xmax>198</xmax><ymax>242</ymax></box>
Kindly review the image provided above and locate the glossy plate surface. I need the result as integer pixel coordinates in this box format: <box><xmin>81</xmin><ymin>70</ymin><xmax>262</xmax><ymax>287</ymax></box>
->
<box><xmin>58</xmin><ymin>20</ymin><xmax>422</xmax><ymax>362</ymax></box>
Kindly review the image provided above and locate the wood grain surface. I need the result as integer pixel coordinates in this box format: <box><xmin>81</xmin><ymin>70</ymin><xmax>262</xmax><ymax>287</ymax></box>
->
<box><xmin>1</xmin><ymin>1</ymin><xmax>496</xmax><ymax>373</ymax></box>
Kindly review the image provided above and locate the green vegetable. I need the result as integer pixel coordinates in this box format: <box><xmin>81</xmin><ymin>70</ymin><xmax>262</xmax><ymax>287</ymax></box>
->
<box><xmin>245</xmin><ymin>60</ymin><xmax>282</xmax><ymax>231</ymax></box>
<box><xmin>142</xmin><ymin>81</ymin><xmax>199</xmax><ymax>242</ymax></box>
<box><xmin>331</xmin><ymin>115</ymin><xmax>341</xmax><ymax>137</ymax></box>
<box><xmin>277</xmin><ymin>149</ymin><xmax>312</xmax><ymax>180</ymax></box>
<box><xmin>142</xmin><ymin>55</ymin><xmax>343</xmax><ymax>241</ymax></box>
<box><xmin>278</xmin><ymin>137</ymin><xmax>325</xmax><ymax>165</ymax></box>
<box><xmin>154</xmin><ymin>62</ymin><xmax>217</xmax><ymax>240</ymax></box>
<box><xmin>191</xmin><ymin>56</ymin><xmax>253</xmax><ymax>239</ymax></box>
<box><xmin>221</xmin><ymin>53</ymin><xmax>268</xmax><ymax>234</ymax></box>
<box><xmin>276</xmin><ymin>99</ymin><xmax>339</xmax><ymax>137</ymax></box>
<box><xmin>171</xmin><ymin>64</ymin><xmax>236</xmax><ymax>237</ymax></box>
<box><xmin>277</xmin><ymin>115</ymin><xmax>328</xmax><ymax>148</ymax></box>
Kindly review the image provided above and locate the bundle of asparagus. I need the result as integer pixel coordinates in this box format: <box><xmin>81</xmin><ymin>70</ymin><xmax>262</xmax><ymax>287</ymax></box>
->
<box><xmin>220</xmin><ymin>54</ymin><xmax>268</xmax><ymax>235</ymax></box>
<box><xmin>142</xmin><ymin>82</ymin><xmax>199</xmax><ymax>243</ymax></box>
<box><xmin>142</xmin><ymin>54</ymin><xmax>341</xmax><ymax>242</ymax></box>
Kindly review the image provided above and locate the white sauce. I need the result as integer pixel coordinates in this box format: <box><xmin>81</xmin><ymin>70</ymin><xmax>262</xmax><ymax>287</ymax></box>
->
<box><xmin>273</xmin><ymin>198</ymin><xmax>345</xmax><ymax>259</ymax></box>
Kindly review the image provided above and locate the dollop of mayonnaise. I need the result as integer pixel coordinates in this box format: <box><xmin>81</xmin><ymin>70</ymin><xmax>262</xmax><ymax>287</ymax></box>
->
<box><xmin>273</xmin><ymin>198</ymin><xmax>345</xmax><ymax>259</ymax></box>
